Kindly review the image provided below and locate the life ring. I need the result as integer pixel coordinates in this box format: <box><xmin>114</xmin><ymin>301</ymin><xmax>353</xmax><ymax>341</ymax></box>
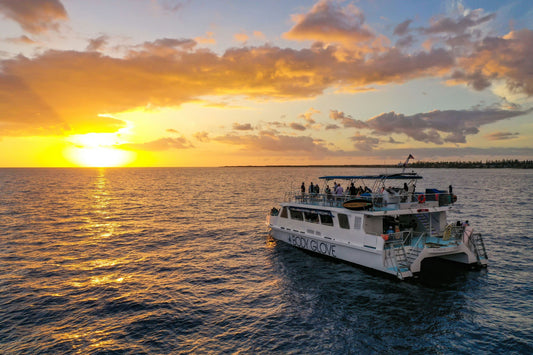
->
<box><xmin>418</xmin><ymin>194</ymin><xmax>426</xmax><ymax>203</ymax></box>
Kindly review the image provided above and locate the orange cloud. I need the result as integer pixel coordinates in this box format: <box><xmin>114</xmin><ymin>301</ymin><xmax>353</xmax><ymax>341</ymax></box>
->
<box><xmin>193</xmin><ymin>131</ymin><xmax>210</xmax><ymax>142</ymax></box>
<box><xmin>234</xmin><ymin>33</ymin><xmax>249</xmax><ymax>43</ymax></box>
<box><xmin>299</xmin><ymin>107</ymin><xmax>320</xmax><ymax>124</ymax></box>
<box><xmin>195</xmin><ymin>32</ymin><xmax>216</xmax><ymax>45</ymax></box>
<box><xmin>283</xmin><ymin>0</ymin><xmax>374</xmax><ymax>44</ymax></box>
<box><xmin>452</xmin><ymin>29</ymin><xmax>533</xmax><ymax>96</ymax></box>
<box><xmin>253</xmin><ymin>31</ymin><xmax>266</xmax><ymax>40</ymax></box>
<box><xmin>0</xmin><ymin>0</ymin><xmax>68</xmax><ymax>34</ymax></box>
<box><xmin>0</xmin><ymin>40</ymin><xmax>458</xmax><ymax>137</ymax></box>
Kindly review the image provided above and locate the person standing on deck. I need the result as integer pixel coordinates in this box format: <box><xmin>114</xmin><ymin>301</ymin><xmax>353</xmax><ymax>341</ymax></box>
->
<box><xmin>301</xmin><ymin>182</ymin><xmax>305</xmax><ymax>195</ymax></box>
<box><xmin>349</xmin><ymin>183</ymin><xmax>356</xmax><ymax>196</ymax></box>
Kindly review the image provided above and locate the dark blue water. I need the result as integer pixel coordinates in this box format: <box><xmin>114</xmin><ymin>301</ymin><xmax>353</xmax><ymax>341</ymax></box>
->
<box><xmin>1</xmin><ymin>168</ymin><xmax>532</xmax><ymax>354</ymax></box>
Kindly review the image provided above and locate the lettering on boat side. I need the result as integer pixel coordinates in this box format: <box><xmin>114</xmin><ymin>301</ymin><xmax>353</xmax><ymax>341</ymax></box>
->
<box><xmin>288</xmin><ymin>234</ymin><xmax>336</xmax><ymax>257</ymax></box>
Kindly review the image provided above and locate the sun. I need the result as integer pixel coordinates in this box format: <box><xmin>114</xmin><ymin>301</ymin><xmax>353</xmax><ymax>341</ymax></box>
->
<box><xmin>66</xmin><ymin>133</ymin><xmax>135</xmax><ymax>167</ymax></box>
<box><xmin>69</xmin><ymin>146</ymin><xmax>134</xmax><ymax>167</ymax></box>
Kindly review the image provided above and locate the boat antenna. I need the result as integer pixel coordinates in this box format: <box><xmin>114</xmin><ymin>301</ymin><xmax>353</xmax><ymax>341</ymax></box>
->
<box><xmin>401</xmin><ymin>154</ymin><xmax>415</xmax><ymax>173</ymax></box>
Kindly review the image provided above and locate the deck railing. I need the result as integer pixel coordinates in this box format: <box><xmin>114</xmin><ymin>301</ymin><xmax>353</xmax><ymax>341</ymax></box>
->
<box><xmin>384</xmin><ymin>225</ymin><xmax>465</xmax><ymax>249</ymax></box>
<box><xmin>287</xmin><ymin>191</ymin><xmax>455</xmax><ymax>211</ymax></box>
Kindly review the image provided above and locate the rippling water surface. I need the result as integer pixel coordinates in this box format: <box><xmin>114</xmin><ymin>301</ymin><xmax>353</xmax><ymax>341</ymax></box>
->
<box><xmin>1</xmin><ymin>167</ymin><xmax>532</xmax><ymax>354</ymax></box>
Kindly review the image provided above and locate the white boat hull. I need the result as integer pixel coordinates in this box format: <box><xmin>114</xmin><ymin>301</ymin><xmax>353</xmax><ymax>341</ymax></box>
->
<box><xmin>269</xmin><ymin>225</ymin><xmax>401</xmax><ymax>277</ymax></box>
<box><xmin>268</xmin><ymin>215</ymin><xmax>486</xmax><ymax>280</ymax></box>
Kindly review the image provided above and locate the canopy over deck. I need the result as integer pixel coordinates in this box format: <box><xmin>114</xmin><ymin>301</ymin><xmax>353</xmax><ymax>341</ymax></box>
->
<box><xmin>319</xmin><ymin>173</ymin><xmax>423</xmax><ymax>181</ymax></box>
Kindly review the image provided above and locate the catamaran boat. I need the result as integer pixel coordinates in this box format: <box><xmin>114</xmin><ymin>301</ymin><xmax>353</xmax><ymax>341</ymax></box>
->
<box><xmin>266</xmin><ymin>157</ymin><xmax>488</xmax><ymax>280</ymax></box>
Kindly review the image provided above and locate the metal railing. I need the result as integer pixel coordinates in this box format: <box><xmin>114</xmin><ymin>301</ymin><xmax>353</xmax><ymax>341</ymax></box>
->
<box><xmin>287</xmin><ymin>191</ymin><xmax>455</xmax><ymax>211</ymax></box>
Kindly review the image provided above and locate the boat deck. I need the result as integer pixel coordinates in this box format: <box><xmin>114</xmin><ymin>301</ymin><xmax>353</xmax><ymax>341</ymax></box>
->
<box><xmin>290</xmin><ymin>191</ymin><xmax>453</xmax><ymax>212</ymax></box>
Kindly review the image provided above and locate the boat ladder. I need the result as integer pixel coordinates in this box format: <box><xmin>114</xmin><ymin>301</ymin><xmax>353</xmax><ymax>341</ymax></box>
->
<box><xmin>388</xmin><ymin>242</ymin><xmax>421</xmax><ymax>279</ymax></box>
<box><xmin>414</xmin><ymin>213</ymin><xmax>439</xmax><ymax>236</ymax></box>
<box><xmin>469</xmin><ymin>233</ymin><xmax>488</xmax><ymax>264</ymax></box>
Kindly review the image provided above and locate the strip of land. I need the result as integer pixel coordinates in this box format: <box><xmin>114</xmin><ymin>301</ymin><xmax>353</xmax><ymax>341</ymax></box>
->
<box><xmin>225</xmin><ymin>159</ymin><xmax>533</xmax><ymax>169</ymax></box>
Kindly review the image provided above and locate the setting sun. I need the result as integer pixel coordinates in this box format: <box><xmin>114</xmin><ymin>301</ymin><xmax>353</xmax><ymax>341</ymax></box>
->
<box><xmin>66</xmin><ymin>133</ymin><xmax>135</xmax><ymax>167</ymax></box>
<box><xmin>68</xmin><ymin>146</ymin><xmax>134</xmax><ymax>167</ymax></box>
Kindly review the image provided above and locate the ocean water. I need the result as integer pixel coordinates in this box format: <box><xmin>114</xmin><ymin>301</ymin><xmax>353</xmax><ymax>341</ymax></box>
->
<box><xmin>0</xmin><ymin>167</ymin><xmax>532</xmax><ymax>354</ymax></box>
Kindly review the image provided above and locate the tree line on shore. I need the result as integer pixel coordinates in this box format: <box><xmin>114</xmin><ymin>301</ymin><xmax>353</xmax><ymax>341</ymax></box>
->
<box><xmin>231</xmin><ymin>159</ymin><xmax>532</xmax><ymax>168</ymax></box>
<box><xmin>408</xmin><ymin>159</ymin><xmax>532</xmax><ymax>169</ymax></box>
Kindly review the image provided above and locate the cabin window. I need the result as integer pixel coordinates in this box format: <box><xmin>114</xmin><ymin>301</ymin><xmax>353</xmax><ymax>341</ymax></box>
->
<box><xmin>338</xmin><ymin>213</ymin><xmax>350</xmax><ymax>229</ymax></box>
<box><xmin>280</xmin><ymin>207</ymin><xmax>288</xmax><ymax>218</ymax></box>
<box><xmin>320</xmin><ymin>214</ymin><xmax>334</xmax><ymax>226</ymax></box>
<box><xmin>353</xmin><ymin>216</ymin><xmax>362</xmax><ymax>229</ymax></box>
<box><xmin>289</xmin><ymin>209</ymin><xmax>303</xmax><ymax>221</ymax></box>
<box><xmin>304</xmin><ymin>212</ymin><xmax>319</xmax><ymax>224</ymax></box>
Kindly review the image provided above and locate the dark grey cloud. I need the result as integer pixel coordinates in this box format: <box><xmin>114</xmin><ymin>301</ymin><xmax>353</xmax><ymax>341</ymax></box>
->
<box><xmin>329</xmin><ymin>110</ymin><xmax>364</xmax><ymax>128</ymax></box>
<box><xmin>86</xmin><ymin>35</ymin><xmax>109</xmax><ymax>52</ymax></box>
<box><xmin>421</xmin><ymin>11</ymin><xmax>495</xmax><ymax>36</ymax></box>
<box><xmin>232</xmin><ymin>123</ymin><xmax>253</xmax><ymax>131</ymax></box>
<box><xmin>349</xmin><ymin>108</ymin><xmax>532</xmax><ymax>144</ymax></box>
<box><xmin>350</xmin><ymin>133</ymin><xmax>380</xmax><ymax>151</ymax></box>
<box><xmin>394</xmin><ymin>19</ymin><xmax>413</xmax><ymax>36</ymax></box>
<box><xmin>290</xmin><ymin>122</ymin><xmax>306</xmax><ymax>131</ymax></box>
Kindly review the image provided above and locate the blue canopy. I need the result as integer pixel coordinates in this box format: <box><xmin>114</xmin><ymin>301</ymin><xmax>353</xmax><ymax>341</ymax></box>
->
<box><xmin>319</xmin><ymin>173</ymin><xmax>422</xmax><ymax>181</ymax></box>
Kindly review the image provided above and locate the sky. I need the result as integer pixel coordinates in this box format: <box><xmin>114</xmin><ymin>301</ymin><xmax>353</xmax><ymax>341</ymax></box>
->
<box><xmin>0</xmin><ymin>0</ymin><xmax>532</xmax><ymax>167</ymax></box>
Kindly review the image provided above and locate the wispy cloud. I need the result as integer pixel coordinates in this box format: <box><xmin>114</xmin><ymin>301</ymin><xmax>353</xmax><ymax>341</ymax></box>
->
<box><xmin>484</xmin><ymin>131</ymin><xmax>520</xmax><ymax>141</ymax></box>
<box><xmin>289</xmin><ymin>122</ymin><xmax>306</xmax><ymax>131</ymax></box>
<box><xmin>232</xmin><ymin>123</ymin><xmax>253</xmax><ymax>131</ymax></box>
<box><xmin>193</xmin><ymin>131</ymin><xmax>210</xmax><ymax>142</ymax></box>
<box><xmin>299</xmin><ymin>107</ymin><xmax>320</xmax><ymax>124</ymax></box>
<box><xmin>86</xmin><ymin>35</ymin><xmax>109</xmax><ymax>52</ymax></box>
<box><xmin>120</xmin><ymin>136</ymin><xmax>194</xmax><ymax>151</ymax></box>
<box><xmin>213</xmin><ymin>131</ymin><xmax>342</xmax><ymax>156</ymax></box>
<box><xmin>6</xmin><ymin>35</ymin><xmax>37</xmax><ymax>45</ymax></box>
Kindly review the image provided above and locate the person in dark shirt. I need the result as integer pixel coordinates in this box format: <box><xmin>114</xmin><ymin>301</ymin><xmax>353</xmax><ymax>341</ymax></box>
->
<box><xmin>349</xmin><ymin>182</ymin><xmax>356</xmax><ymax>196</ymax></box>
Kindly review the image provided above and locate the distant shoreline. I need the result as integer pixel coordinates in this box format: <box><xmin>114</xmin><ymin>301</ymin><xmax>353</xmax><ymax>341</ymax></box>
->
<box><xmin>225</xmin><ymin>160</ymin><xmax>533</xmax><ymax>169</ymax></box>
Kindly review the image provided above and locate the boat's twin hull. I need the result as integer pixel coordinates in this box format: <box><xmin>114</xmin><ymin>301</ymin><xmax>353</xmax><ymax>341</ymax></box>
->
<box><xmin>269</xmin><ymin>226</ymin><xmax>484</xmax><ymax>279</ymax></box>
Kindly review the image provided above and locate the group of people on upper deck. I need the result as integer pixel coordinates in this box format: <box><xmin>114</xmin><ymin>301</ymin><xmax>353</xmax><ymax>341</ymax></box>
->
<box><xmin>301</xmin><ymin>182</ymin><xmax>371</xmax><ymax>197</ymax></box>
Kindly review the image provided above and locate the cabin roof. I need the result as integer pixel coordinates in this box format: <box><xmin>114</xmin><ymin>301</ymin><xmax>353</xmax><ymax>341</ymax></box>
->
<box><xmin>319</xmin><ymin>173</ymin><xmax>423</xmax><ymax>181</ymax></box>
